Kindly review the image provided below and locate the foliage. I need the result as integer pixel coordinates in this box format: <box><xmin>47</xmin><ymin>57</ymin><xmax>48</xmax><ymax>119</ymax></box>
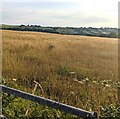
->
<box><xmin>56</xmin><ymin>66</ymin><xmax>71</xmax><ymax>77</ymax></box>
<box><xmin>2</xmin><ymin>87</ymin><xmax>80</xmax><ymax>118</ymax></box>
<box><xmin>100</xmin><ymin>104</ymin><xmax>120</xmax><ymax>118</ymax></box>
<box><xmin>1</xmin><ymin>24</ymin><xmax>118</xmax><ymax>38</ymax></box>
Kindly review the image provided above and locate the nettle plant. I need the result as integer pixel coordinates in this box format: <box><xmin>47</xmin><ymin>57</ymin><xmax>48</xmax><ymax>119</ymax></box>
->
<box><xmin>100</xmin><ymin>104</ymin><xmax>120</xmax><ymax>118</ymax></box>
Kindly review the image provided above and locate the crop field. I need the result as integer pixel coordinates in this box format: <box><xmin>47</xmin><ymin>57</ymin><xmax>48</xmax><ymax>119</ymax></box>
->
<box><xmin>2</xmin><ymin>30</ymin><xmax>119</xmax><ymax>118</ymax></box>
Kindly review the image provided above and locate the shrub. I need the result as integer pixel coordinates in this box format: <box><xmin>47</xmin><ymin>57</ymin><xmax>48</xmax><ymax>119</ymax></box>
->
<box><xmin>56</xmin><ymin>66</ymin><xmax>71</xmax><ymax>77</ymax></box>
<box><xmin>48</xmin><ymin>44</ymin><xmax>55</xmax><ymax>50</ymax></box>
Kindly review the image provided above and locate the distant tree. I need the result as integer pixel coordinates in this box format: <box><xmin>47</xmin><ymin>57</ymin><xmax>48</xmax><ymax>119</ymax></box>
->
<box><xmin>108</xmin><ymin>32</ymin><xmax>117</xmax><ymax>38</ymax></box>
<box><xmin>20</xmin><ymin>25</ymin><xmax>25</xmax><ymax>27</ymax></box>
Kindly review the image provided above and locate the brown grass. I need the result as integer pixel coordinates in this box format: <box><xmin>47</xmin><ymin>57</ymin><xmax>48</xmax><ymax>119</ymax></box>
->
<box><xmin>2</xmin><ymin>30</ymin><xmax>118</xmax><ymax>114</ymax></box>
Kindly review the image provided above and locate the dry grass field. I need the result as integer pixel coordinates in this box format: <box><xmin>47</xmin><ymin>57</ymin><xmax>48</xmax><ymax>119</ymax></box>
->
<box><xmin>2</xmin><ymin>30</ymin><xmax>119</xmax><ymax>117</ymax></box>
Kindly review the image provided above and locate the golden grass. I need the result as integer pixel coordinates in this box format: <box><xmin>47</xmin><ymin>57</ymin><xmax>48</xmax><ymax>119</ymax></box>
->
<box><xmin>2</xmin><ymin>30</ymin><xmax>118</xmax><ymax>114</ymax></box>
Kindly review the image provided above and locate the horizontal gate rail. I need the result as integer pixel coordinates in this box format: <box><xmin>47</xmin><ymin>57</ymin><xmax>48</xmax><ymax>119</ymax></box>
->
<box><xmin>1</xmin><ymin>85</ymin><xmax>98</xmax><ymax>119</ymax></box>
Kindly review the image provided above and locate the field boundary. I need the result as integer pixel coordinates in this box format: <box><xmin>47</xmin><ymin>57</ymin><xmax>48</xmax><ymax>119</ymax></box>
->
<box><xmin>1</xmin><ymin>85</ymin><xmax>98</xmax><ymax>119</ymax></box>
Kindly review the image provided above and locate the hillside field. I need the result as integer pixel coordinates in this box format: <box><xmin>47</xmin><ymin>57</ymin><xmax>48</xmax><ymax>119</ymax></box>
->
<box><xmin>2</xmin><ymin>30</ymin><xmax>119</xmax><ymax>118</ymax></box>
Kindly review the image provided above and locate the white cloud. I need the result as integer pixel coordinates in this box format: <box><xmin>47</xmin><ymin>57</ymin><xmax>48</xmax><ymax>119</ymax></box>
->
<box><xmin>1</xmin><ymin>0</ymin><xmax>119</xmax><ymax>27</ymax></box>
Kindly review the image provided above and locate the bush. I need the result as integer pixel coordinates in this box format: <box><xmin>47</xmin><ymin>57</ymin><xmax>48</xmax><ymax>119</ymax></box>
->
<box><xmin>48</xmin><ymin>44</ymin><xmax>55</xmax><ymax>50</ymax></box>
<box><xmin>56</xmin><ymin>66</ymin><xmax>71</xmax><ymax>77</ymax></box>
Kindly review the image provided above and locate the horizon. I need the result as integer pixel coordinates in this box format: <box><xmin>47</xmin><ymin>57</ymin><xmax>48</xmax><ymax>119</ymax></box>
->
<box><xmin>1</xmin><ymin>23</ymin><xmax>118</xmax><ymax>29</ymax></box>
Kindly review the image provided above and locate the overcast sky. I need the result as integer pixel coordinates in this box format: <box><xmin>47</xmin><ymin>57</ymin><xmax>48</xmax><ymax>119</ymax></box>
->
<box><xmin>1</xmin><ymin>0</ymin><xmax>119</xmax><ymax>28</ymax></box>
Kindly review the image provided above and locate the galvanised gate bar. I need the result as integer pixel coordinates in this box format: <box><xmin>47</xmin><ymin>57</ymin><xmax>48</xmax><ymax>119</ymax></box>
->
<box><xmin>1</xmin><ymin>85</ymin><xmax>98</xmax><ymax>119</ymax></box>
